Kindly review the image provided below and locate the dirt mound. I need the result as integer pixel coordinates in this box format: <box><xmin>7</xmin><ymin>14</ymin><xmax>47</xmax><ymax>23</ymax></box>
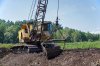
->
<box><xmin>49</xmin><ymin>49</ymin><xmax>100</xmax><ymax>66</ymax></box>
<box><xmin>1</xmin><ymin>49</ymin><xmax>100</xmax><ymax>66</ymax></box>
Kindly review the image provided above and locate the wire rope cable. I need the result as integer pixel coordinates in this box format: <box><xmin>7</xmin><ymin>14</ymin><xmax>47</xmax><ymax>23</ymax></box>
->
<box><xmin>57</xmin><ymin>0</ymin><xmax>59</xmax><ymax>18</ymax></box>
<box><xmin>28</xmin><ymin>0</ymin><xmax>37</xmax><ymax>20</ymax></box>
<box><xmin>28</xmin><ymin>0</ymin><xmax>34</xmax><ymax>20</ymax></box>
<box><xmin>56</xmin><ymin>0</ymin><xmax>66</xmax><ymax>50</ymax></box>
<box><xmin>30</xmin><ymin>0</ymin><xmax>37</xmax><ymax>20</ymax></box>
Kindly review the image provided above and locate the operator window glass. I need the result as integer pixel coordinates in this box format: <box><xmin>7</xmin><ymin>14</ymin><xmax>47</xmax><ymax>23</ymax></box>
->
<box><xmin>43</xmin><ymin>24</ymin><xmax>48</xmax><ymax>31</ymax></box>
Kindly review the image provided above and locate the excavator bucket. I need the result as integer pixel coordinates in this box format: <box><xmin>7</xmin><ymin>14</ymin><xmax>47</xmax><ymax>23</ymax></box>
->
<box><xmin>43</xmin><ymin>44</ymin><xmax>62</xmax><ymax>59</ymax></box>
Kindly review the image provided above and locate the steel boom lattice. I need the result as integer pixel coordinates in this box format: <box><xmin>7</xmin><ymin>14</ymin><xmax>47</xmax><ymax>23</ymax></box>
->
<box><xmin>35</xmin><ymin>0</ymin><xmax>48</xmax><ymax>23</ymax></box>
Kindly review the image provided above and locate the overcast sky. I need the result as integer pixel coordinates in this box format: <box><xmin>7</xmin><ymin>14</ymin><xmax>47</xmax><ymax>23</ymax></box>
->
<box><xmin>0</xmin><ymin>0</ymin><xmax>100</xmax><ymax>33</ymax></box>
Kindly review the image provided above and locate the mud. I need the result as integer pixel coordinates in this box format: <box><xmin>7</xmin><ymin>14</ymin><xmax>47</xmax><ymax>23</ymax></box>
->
<box><xmin>0</xmin><ymin>49</ymin><xmax>100</xmax><ymax>66</ymax></box>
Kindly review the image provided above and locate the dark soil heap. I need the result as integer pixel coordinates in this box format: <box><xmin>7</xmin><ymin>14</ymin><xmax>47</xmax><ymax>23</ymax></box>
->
<box><xmin>0</xmin><ymin>49</ymin><xmax>100</xmax><ymax>66</ymax></box>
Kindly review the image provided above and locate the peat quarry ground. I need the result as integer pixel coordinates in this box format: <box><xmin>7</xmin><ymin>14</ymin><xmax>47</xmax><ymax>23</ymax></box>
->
<box><xmin>0</xmin><ymin>48</ymin><xmax>100</xmax><ymax>66</ymax></box>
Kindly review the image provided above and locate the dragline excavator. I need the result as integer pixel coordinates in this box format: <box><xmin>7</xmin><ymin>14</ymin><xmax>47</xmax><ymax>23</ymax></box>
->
<box><xmin>10</xmin><ymin>0</ymin><xmax>64</xmax><ymax>59</ymax></box>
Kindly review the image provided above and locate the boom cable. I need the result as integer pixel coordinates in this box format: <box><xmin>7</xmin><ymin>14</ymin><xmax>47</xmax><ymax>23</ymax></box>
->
<box><xmin>57</xmin><ymin>0</ymin><xmax>59</xmax><ymax>18</ymax></box>
<box><xmin>56</xmin><ymin>0</ymin><xmax>59</xmax><ymax>26</ymax></box>
<box><xmin>28</xmin><ymin>0</ymin><xmax>37</xmax><ymax>20</ymax></box>
<box><xmin>28</xmin><ymin>0</ymin><xmax>34</xmax><ymax>20</ymax></box>
<box><xmin>30</xmin><ymin>0</ymin><xmax>37</xmax><ymax>19</ymax></box>
<box><xmin>55</xmin><ymin>0</ymin><xmax>66</xmax><ymax>50</ymax></box>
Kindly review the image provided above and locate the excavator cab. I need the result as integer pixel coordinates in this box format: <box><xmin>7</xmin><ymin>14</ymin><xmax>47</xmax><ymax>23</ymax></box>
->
<box><xmin>39</xmin><ymin>22</ymin><xmax>52</xmax><ymax>41</ymax></box>
<box><xmin>18</xmin><ymin>22</ymin><xmax>52</xmax><ymax>43</ymax></box>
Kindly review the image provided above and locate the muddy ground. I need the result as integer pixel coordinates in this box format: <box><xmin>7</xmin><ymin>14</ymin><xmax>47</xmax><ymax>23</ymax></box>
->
<box><xmin>0</xmin><ymin>49</ymin><xmax>100</xmax><ymax>66</ymax></box>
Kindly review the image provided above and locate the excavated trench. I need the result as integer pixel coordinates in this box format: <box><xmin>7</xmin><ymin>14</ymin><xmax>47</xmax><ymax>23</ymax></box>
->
<box><xmin>0</xmin><ymin>48</ymin><xmax>100</xmax><ymax>66</ymax></box>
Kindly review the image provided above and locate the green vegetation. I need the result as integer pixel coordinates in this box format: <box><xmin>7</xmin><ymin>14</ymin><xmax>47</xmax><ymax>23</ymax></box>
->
<box><xmin>0</xmin><ymin>44</ymin><xmax>14</xmax><ymax>49</ymax></box>
<box><xmin>0</xmin><ymin>41</ymin><xmax>100</xmax><ymax>49</ymax></box>
<box><xmin>0</xmin><ymin>19</ymin><xmax>100</xmax><ymax>43</ymax></box>
<box><xmin>54</xmin><ymin>27</ymin><xmax>100</xmax><ymax>42</ymax></box>
<box><xmin>59</xmin><ymin>41</ymin><xmax>100</xmax><ymax>49</ymax></box>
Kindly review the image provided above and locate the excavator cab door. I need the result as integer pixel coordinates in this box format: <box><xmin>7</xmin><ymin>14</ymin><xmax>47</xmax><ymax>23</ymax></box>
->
<box><xmin>43</xmin><ymin>22</ymin><xmax>52</xmax><ymax>34</ymax></box>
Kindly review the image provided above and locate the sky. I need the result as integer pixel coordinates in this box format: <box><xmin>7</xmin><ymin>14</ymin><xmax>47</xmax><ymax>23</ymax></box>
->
<box><xmin>0</xmin><ymin>0</ymin><xmax>100</xmax><ymax>33</ymax></box>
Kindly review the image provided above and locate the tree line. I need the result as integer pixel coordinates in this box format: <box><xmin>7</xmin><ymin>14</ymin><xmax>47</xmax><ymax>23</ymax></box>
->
<box><xmin>0</xmin><ymin>19</ymin><xmax>100</xmax><ymax>43</ymax></box>
<box><xmin>54</xmin><ymin>27</ymin><xmax>100</xmax><ymax>42</ymax></box>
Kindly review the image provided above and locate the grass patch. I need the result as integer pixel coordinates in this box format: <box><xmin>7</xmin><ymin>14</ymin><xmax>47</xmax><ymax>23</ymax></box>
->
<box><xmin>59</xmin><ymin>41</ymin><xmax>100</xmax><ymax>49</ymax></box>
<box><xmin>0</xmin><ymin>41</ymin><xmax>100</xmax><ymax>49</ymax></box>
<box><xmin>0</xmin><ymin>44</ymin><xmax>14</xmax><ymax>49</ymax></box>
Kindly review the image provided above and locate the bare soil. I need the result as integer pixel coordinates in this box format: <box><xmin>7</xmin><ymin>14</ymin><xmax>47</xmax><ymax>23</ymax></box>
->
<box><xmin>0</xmin><ymin>48</ymin><xmax>10</xmax><ymax>58</ymax></box>
<box><xmin>0</xmin><ymin>49</ymin><xmax>100</xmax><ymax>66</ymax></box>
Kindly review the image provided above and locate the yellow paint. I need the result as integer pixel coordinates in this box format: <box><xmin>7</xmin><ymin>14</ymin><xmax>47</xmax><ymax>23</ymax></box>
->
<box><xmin>18</xmin><ymin>24</ymin><xmax>32</xmax><ymax>42</ymax></box>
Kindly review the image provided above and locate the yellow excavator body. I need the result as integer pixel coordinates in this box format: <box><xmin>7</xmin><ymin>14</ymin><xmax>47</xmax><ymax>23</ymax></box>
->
<box><xmin>18</xmin><ymin>24</ymin><xmax>33</xmax><ymax>43</ymax></box>
<box><xmin>10</xmin><ymin>0</ymin><xmax>62</xmax><ymax>59</ymax></box>
<box><xmin>18</xmin><ymin>22</ymin><xmax>51</xmax><ymax>43</ymax></box>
